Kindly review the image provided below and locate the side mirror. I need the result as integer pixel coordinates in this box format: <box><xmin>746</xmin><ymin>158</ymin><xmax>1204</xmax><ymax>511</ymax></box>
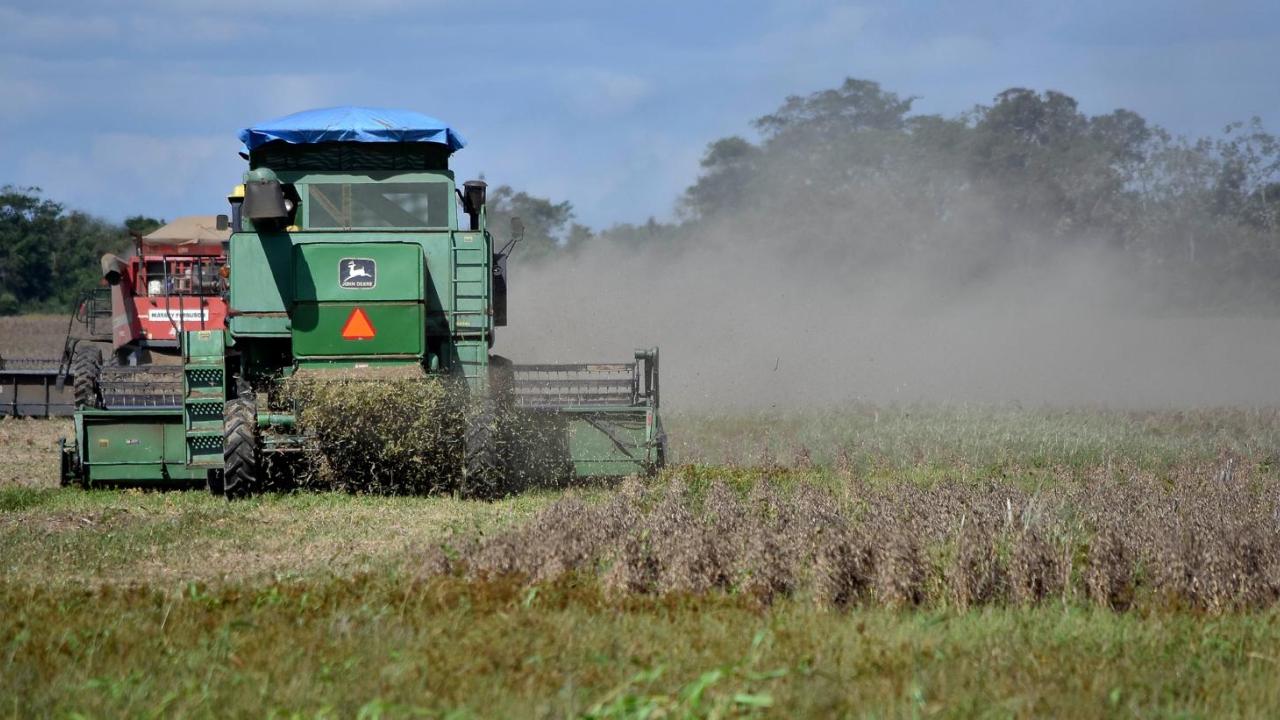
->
<box><xmin>215</xmin><ymin>214</ymin><xmax>229</xmax><ymax>231</ymax></box>
<box><xmin>496</xmin><ymin>216</ymin><xmax>526</xmax><ymax>259</ymax></box>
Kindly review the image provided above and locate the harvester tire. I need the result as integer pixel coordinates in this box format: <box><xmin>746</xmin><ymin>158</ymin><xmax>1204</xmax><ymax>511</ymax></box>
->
<box><xmin>58</xmin><ymin>437</ymin><xmax>83</xmax><ymax>488</ymax></box>
<box><xmin>223</xmin><ymin>397</ymin><xmax>259</xmax><ymax>499</ymax></box>
<box><xmin>462</xmin><ymin>400</ymin><xmax>506</xmax><ymax>499</ymax></box>
<box><xmin>71</xmin><ymin>345</ymin><xmax>102</xmax><ymax>409</ymax></box>
<box><xmin>489</xmin><ymin>355</ymin><xmax>515</xmax><ymax>408</ymax></box>
<box><xmin>205</xmin><ymin>470</ymin><xmax>225</xmax><ymax>496</ymax></box>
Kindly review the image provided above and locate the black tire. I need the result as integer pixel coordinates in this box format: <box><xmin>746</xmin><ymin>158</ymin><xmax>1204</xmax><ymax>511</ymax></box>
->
<box><xmin>223</xmin><ymin>397</ymin><xmax>259</xmax><ymax>499</ymax></box>
<box><xmin>461</xmin><ymin>357</ymin><xmax>519</xmax><ymax>498</ymax></box>
<box><xmin>71</xmin><ymin>345</ymin><xmax>102</xmax><ymax>409</ymax></box>
<box><xmin>488</xmin><ymin>355</ymin><xmax>515</xmax><ymax>408</ymax></box>
<box><xmin>205</xmin><ymin>469</ymin><xmax>225</xmax><ymax>496</ymax></box>
<box><xmin>653</xmin><ymin>434</ymin><xmax>668</xmax><ymax>475</ymax></box>
<box><xmin>462</xmin><ymin>398</ymin><xmax>506</xmax><ymax>499</ymax></box>
<box><xmin>58</xmin><ymin>437</ymin><xmax>82</xmax><ymax>488</ymax></box>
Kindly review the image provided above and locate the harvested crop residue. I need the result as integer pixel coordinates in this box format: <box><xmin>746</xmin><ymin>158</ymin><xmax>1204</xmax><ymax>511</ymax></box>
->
<box><xmin>428</xmin><ymin>461</ymin><xmax>1280</xmax><ymax>613</ymax></box>
<box><xmin>0</xmin><ymin>418</ymin><xmax>72</xmax><ymax>488</ymax></box>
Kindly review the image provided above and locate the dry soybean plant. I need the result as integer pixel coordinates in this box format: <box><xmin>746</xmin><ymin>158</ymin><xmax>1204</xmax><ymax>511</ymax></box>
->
<box><xmin>268</xmin><ymin>371</ymin><xmax>589</xmax><ymax>496</ymax></box>
<box><xmin>281</xmin><ymin>372</ymin><xmax>465</xmax><ymax>494</ymax></box>
<box><xmin>423</xmin><ymin>461</ymin><xmax>1280</xmax><ymax>612</ymax></box>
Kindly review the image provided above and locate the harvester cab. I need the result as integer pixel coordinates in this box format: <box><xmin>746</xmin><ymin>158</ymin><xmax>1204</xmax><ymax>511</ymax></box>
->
<box><xmin>107</xmin><ymin>216</ymin><xmax>229</xmax><ymax>359</ymax></box>
<box><xmin>59</xmin><ymin>106</ymin><xmax>665</xmax><ymax>495</ymax></box>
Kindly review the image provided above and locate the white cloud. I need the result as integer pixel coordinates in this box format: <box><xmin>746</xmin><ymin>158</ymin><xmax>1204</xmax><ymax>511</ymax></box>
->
<box><xmin>553</xmin><ymin>68</ymin><xmax>653</xmax><ymax>118</ymax></box>
<box><xmin>0</xmin><ymin>67</ymin><xmax>57</xmax><ymax>124</ymax></box>
<box><xmin>0</xmin><ymin>6</ymin><xmax>120</xmax><ymax>45</ymax></box>
<box><xmin>18</xmin><ymin>132</ymin><xmax>241</xmax><ymax>219</ymax></box>
<box><xmin>120</xmin><ymin>69</ymin><xmax>351</xmax><ymax>128</ymax></box>
<box><xmin>114</xmin><ymin>0</ymin><xmax>441</xmax><ymax>19</ymax></box>
<box><xmin>0</xmin><ymin>49</ymin><xmax>354</xmax><ymax>132</ymax></box>
<box><xmin>746</xmin><ymin>3</ymin><xmax>874</xmax><ymax>67</ymax></box>
<box><xmin>124</xmin><ymin>13</ymin><xmax>246</xmax><ymax>46</ymax></box>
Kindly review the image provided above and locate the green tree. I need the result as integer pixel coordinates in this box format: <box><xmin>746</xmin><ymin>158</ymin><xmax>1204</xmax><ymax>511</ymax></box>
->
<box><xmin>754</xmin><ymin>77</ymin><xmax>917</xmax><ymax>140</ymax></box>
<box><xmin>52</xmin><ymin>211</ymin><xmax>131</xmax><ymax>306</ymax></box>
<box><xmin>681</xmin><ymin>137</ymin><xmax>762</xmax><ymax>220</ymax></box>
<box><xmin>671</xmin><ymin>75</ymin><xmax>1280</xmax><ymax>305</ymax></box>
<box><xmin>0</xmin><ymin>186</ymin><xmax>135</xmax><ymax>313</ymax></box>
<box><xmin>124</xmin><ymin>215</ymin><xmax>165</xmax><ymax>237</ymax></box>
<box><xmin>485</xmin><ymin>185</ymin><xmax>576</xmax><ymax>260</ymax></box>
<box><xmin>968</xmin><ymin>89</ymin><xmax>1156</xmax><ymax>247</ymax></box>
<box><xmin>0</xmin><ymin>186</ymin><xmax>63</xmax><ymax>307</ymax></box>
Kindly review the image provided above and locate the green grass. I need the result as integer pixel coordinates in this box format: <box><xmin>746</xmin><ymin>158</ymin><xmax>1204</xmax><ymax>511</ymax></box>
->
<box><xmin>4</xmin><ymin>407</ymin><xmax>1280</xmax><ymax>717</ymax></box>
<box><xmin>4</xmin><ymin>575</ymin><xmax>1280</xmax><ymax>718</ymax></box>
<box><xmin>0</xmin><ymin>488</ymin><xmax>570</xmax><ymax>588</ymax></box>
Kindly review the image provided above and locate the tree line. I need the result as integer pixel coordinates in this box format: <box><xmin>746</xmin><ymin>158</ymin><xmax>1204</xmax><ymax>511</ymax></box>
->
<box><xmin>509</xmin><ymin>78</ymin><xmax>1280</xmax><ymax>311</ymax></box>
<box><xmin>0</xmin><ymin>186</ymin><xmax>160</xmax><ymax>315</ymax></box>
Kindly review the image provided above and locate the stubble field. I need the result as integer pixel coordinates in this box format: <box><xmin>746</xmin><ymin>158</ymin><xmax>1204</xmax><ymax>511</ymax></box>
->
<box><xmin>0</xmin><ymin>314</ymin><xmax>70</xmax><ymax>359</ymax></box>
<box><xmin>4</xmin><ymin>406</ymin><xmax>1280</xmax><ymax>717</ymax></box>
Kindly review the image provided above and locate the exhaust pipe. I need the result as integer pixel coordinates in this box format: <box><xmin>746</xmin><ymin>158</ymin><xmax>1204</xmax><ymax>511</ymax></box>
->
<box><xmin>462</xmin><ymin>180</ymin><xmax>487</xmax><ymax>231</ymax></box>
<box><xmin>101</xmin><ymin>254</ymin><xmax>127</xmax><ymax>285</ymax></box>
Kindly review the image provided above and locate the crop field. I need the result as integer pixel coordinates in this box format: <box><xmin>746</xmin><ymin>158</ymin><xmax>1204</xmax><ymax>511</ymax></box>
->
<box><xmin>0</xmin><ymin>314</ymin><xmax>69</xmax><ymax>359</ymax></box>
<box><xmin>4</xmin><ymin>407</ymin><xmax>1280</xmax><ymax>717</ymax></box>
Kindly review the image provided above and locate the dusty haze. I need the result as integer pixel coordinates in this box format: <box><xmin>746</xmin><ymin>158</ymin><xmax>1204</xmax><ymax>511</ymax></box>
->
<box><xmin>497</xmin><ymin>224</ymin><xmax>1280</xmax><ymax>410</ymax></box>
<box><xmin>495</xmin><ymin>80</ymin><xmax>1280</xmax><ymax>411</ymax></box>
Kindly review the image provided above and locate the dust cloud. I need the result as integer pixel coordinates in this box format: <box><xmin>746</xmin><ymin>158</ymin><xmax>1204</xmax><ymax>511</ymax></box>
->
<box><xmin>496</xmin><ymin>223</ymin><xmax>1280</xmax><ymax>411</ymax></box>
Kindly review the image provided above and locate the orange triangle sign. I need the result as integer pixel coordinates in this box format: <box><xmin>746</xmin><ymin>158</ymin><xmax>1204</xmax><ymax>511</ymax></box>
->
<box><xmin>341</xmin><ymin>307</ymin><xmax>376</xmax><ymax>340</ymax></box>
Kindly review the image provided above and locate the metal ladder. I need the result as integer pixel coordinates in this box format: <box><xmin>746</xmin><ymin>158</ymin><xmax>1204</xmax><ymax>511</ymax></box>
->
<box><xmin>449</xmin><ymin>232</ymin><xmax>490</xmax><ymax>389</ymax></box>
<box><xmin>182</xmin><ymin>331</ymin><xmax>227</xmax><ymax>469</ymax></box>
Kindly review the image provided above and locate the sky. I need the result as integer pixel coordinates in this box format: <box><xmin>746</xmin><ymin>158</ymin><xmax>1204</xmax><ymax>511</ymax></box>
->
<box><xmin>0</xmin><ymin>0</ymin><xmax>1277</xmax><ymax>229</ymax></box>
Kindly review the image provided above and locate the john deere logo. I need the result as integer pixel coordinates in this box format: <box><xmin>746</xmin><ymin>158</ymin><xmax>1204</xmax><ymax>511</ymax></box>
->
<box><xmin>339</xmin><ymin>258</ymin><xmax>376</xmax><ymax>289</ymax></box>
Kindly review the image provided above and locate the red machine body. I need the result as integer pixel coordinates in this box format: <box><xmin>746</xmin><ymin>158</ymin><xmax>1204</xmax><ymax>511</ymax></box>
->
<box><xmin>103</xmin><ymin>216</ymin><xmax>229</xmax><ymax>358</ymax></box>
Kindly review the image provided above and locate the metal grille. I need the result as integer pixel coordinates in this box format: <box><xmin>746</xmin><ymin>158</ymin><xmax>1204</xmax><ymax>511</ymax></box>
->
<box><xmin>186</xmin><ymin>368</ymin><xmax>223</xmax><ymax>388</ymax></box>
<box><xmin>512</xmin><ymin>363</ymin><xmax>639</xmax><ymax>410</ymax></box>
<box><xmin>0</xmin><ymin>357</ymin><xmax>62</xmax><ymax>372</ymax></box>
<box><xmin>186</xmin><ymin>400</ymin><xmax>222</xmax><ymax>421</ymax></box>
<box><xmin>188</xmin><ymin>435</ymin><xmax>222</xmax><ymax>451</ymax></box>
<box><xmin>101</xmin><ymin>366</ymin><xmax>184</xmax><ymax>409</ymax></box>
<box><xmin>252</xmin><ymin>142</ymin><xmax>450</xmax><ymax>171</ymax></box>
<box><xmin>82</xmin><ymin>287</ymin><xmax>114</xmax><ymax>339</ymax></box>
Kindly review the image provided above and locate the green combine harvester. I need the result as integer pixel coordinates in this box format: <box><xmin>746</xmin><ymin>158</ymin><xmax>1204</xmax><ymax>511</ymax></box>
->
<box><xmin>59</xmin><ymin>107</ymin><xmax>664</xmax><ymax>496</ymax></box>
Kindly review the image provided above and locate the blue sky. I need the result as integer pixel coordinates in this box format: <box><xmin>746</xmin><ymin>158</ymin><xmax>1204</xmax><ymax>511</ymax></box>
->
<box><xmin>1</xmin><ymin>0</ymin><xmax>1276</xmax><ymax>228</ymax></box>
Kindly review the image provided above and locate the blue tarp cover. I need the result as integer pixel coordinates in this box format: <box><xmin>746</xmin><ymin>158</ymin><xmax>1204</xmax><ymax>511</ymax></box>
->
<box><xmin>239</xmin><ymin>106</ymin><xmax>466</xmax><ymax>153</ymax></box>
